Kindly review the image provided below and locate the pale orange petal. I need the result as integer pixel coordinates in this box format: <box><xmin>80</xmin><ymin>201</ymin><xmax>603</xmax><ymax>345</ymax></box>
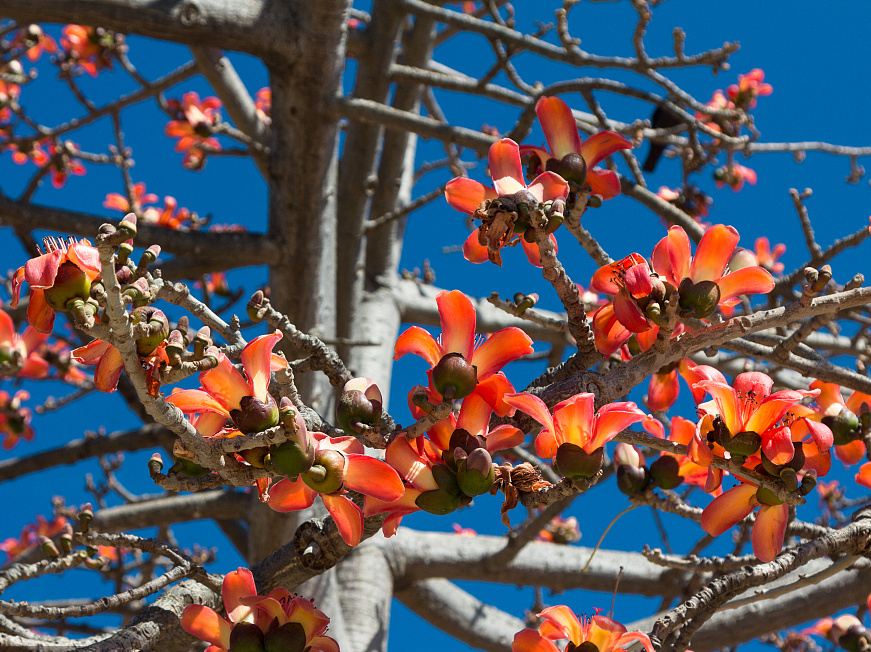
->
<box><xmin>437</xmin><ymin>290</ymin><xmax>476</xmax><ymax>361</ymax></box>
<box><xmin>752</xmin><ymin>503</ymin><xmax>788</xmax><ymax>562</ymax></box>
<box><xmin>394</xmin><ymin>325</ymin><xmax>440</xmax><ymax>367</ymax></box>
<box><xmin>241</xmin><ymin>330</ymin><xmax>283</xmax><ymax>402</ymax></box>
<box><xmin>471</xmin><ymin>327</ymin><xmax>533</xmax><ymax>380</ymax></box>
<box><xmin>321</xmin><ymin>493</ymin><xmax>364</xmax><ymax>547</ymax></box>
<box><xmin>344</xmin><ymin>454</ymin><xmax>405</xmax><ymax>502</ymax></box>
<box><xmin>445</xmin><ymin>177</ymin><xmax>497</xmax><ymax>214</ymax></box>
<box><xmin>690</xmin><ymin>224</ymin><xmax>739</xmax><ymax>283</ymax></box>
<box><xmin>701</xmin><ymin>483</ymin><xmax>757</xmax><ymax>536</ymax></box>
<box><xmin>488</xmin><ymin>138</ymin><xmax>525</xmax><ymax>196</ymax></box>
<box><xmin>536</xmin><ymin>96</ymin><xmax>582</xmax><ymax>159</ymax></box>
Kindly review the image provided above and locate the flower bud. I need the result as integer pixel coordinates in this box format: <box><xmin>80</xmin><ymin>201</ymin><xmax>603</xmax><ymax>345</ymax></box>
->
<box><xmin>799</xmin><ymin>471</ymin><xmax>817</xmax><ymax>496</ymax></box>
<box><xmin>415</xmin><ymin>488</ymin><xmax>462</xmax><ymax>515</ymax></box>
<box><xmin>121</xmin><ymin>277</ymin><xmax>151</xmax><ymax>306</ymax></box>
<box><xmin>456</xmin><ymin>448</ymin><xmax>495</xmax><ymax>497</ymax></box>
<box><xmin>117</xmin><ymin>241</ymin><xmax>134</xmax><ymax>265</ymax></box>
<box><xmin>78</xmin><ymin>503</ymin><xmax>93</xmax><ymax>534</ymax></box>
<box><xmin>230</xmin><ymin>394</ymin><xmax>279</xmax><ymax>434</ymax></box>
<box><xmin>677</xmin><ymin>278</ymin><xmax>721</xmax><ymax>319</ymax></box>
<box><xmin>84</xmin><ymin>555</ymin><xmax>110</xmax><ymax>570</ymax></box>
<box><xmin>229</xmin><ymin>622</ymin><xmax>266</xmax><ymax>652</ymax></box>
<box><xmin>431</xmin><ymin>352</ymin><xmax>478</xmax><ymax>400</ymax></box>
<box><xmin>779</xmin><ymin>466</ymin><xmax>798</xmax><ymax>492</ymax></box>
<box><xmin>247</xmin><ymin>290</ymin><xmax>267</xmax><ymax>322</ymax></box>
<box><xmin>554</xmin><ymin>443</ymin><xmax>604</xmax><ymax>479</ymax></box>
<box><xmin>302</xmin><ymin>449</ymin><xmax>345</xmax><ymax>494</ymax></box>
<box><xmin>118</xmin><ymin>212</ymin><xmax>137</xmax><ymax>239</ymax></box>
<box><xmin>443</xmin><ymin>429</ymin><xmax>484</xmax><ymax>469</ymax></box>
<box><xmin>838</xmin><ymin>625</ymin><xmax>870</xmax><ymax>652</ymax></box>
<box><xmin>60</xmin><ymin>522</ymin><xmax>74</xmax><ymax>554</ymax></box>
<box><xmin>43</xmin><ymin>262</ymin><xmax>92</xmax><ymax>311</ymax></box>
<box><xmin>649</xmin><ymin>455</ymin><xmax>682</xmax><ymax>489</ymax></box>
<box><xmin>132</xmin><ymin>307</ymin><xmax>169</xmax><ymax>356</ymax></box>
<box><xmin>138</xmin><ymin>244</ymin><xmax>161</xmax><ymax>268</ymax></box>
<box><xmin>148</xmin><ymin>452</ymin><xmax>163</xmax><ymax>474</ymax></box>
<box><xmin>755</xmin><ymin>485</ymin><xmax>784</xmax><ymax>506</ymax></box>
<box><xmin>546</xmin><ymin>152</ymin><xmax>587</xmax><ymax>186</ymax></box>
<box><xmin>269</xmin><ymin>411</ymin><xmax>314</xmax><ymax>478</ymax></box>
<box><xmin>39</xmin><ymin>535</ymin><xmax>60</xmax><ymax>558</ymax></box>
<box><xmin>724</xmin><ymin>430</ymin><xmax>762</xmax><ymax>457</ymax></box>
<box><xmin>336</xmin><ymin>378</ymin><xmax>382</xmax><ymax>434</ymax></box>
<box><xmin>614</xmin><ymin>443</ymin><xmax>644</xmax><ymax>468</ymax></box>
<box><xmin>822</xmin><ymin>407</ymin><xmax>860</xmax><ymax>446</ymax></box>
<box><xmin>165</xmin><ymin>330</ymin><xmax>185</xmax><ymax>365</ymax></box>
<box><xmin>264</xmin><ymin>621</ymin><xmax>307</xmax><ymax>652</ymax></box>
<box><xmin>616</xmin><ymin>464</ymin><xmax>649</xmax><ymax>496</ymax></box>
<box><xmin>729</xmin><ymin>247</ymin><xmax>758</xmax><ymax>272</ymax></box>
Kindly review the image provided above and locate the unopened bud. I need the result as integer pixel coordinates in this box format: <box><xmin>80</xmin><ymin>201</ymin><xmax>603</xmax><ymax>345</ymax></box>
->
<box><xmin>39</xmin><ymin>536</ymin><xmax>60</xmax><ymax>558</ymax></box>
<box><xmin>148</xmin><ymin>452</ymin><xmax>163</xmax><ymax>474</ymax></box>
<box><xmin>247</xmin><ymin>290</ymin><xmax>267</xmax><ymax>322</ymax></box>
<box><xmin>60</xmin><ymin>523</ymin><xmax>74</xmax><ymax>554</ymax></box>
<box><xmin>554</xmin><ymin>443</ymin><xmax>604</xmax><ymax>480</ymax></box>
<box><xmin>138</xmin><ymin>244</ymin><xmax>161</xmax><ymax>268</ymax></box>
<box><xmin>78</xmin><ymin>503</ymin><xmax>93</xmax><ymax>534</ymax></box>
<box><xmin>118</xmin><ymin>212</ymin><xmax>137</xmax><ymax>239</ymax></box>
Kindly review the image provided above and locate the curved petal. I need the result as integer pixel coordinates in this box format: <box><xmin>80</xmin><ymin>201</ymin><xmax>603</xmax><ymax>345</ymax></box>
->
<box><xmin>810</xmin><ymin>380</ymin><xmax>844</xmax><ymax>411</ymax></box>
<box><xmin>71</xmin><ymin>339</ymin><xmax>113</xmax><ymax>365</ymax></box>
<box><xmin>456</xmin><ymin>391</ymin><xmax>494</xmax><ymax>438</ymax></box>
<box><xmin>223</xmin><ymin>567</ymin><xmax>257</xmax><ymax>624</ymax></box>
<box><xmin>592</xmin><ymin>304</ymin><xmax>631</xmax><ymax>356</ymax></box>
<box><xmin>690</xmin><ymin>224</ymin><xmax>739</xmax><ymax>283</ymax></box>
<box><xmin>517</xmin><ymin>145</ymin><xmax>554</xmax><ymax>176</ymax></box>
<box><xmin>647</xmin><ymin>370</ymin><xmax>679</xmax><ymax>412</ymax></box>
<box><xmin>845</xmin><ymin>390</ymin><xmax>871</xmax><ymax>414</ymax></box>
<box><xmin>473</xmin><ymin>372</ymin><xmax>518</xmax><ymax>418</ymax></box>
<box><xmin>512</xmin><ymin>628</ymin><xmax>561</xmax><ymax>652</ymax></box>
<box><xmin>310</xmin><ymin>636</ymin><xmax>341</xmax><ymax>652</ymax></box>
<box><xmin>801</xmin><ymin>418</ymin><xmax>833</xmax><ymax>453</ymax></box>
<box><xmin>802</xmin><ymin>441</ymin><xmax>831</xmax><ymax>478</ymax></box>
<box><xmin>693</xmin><ymin>380</ymin><xmax>742</xmax><ymax>435</ymax></box>
<box><xmin>761</xmin><ymin>425</ymin><xmax>795</xmax><ymax>466</ymax></box>
<box><xmin>716</xmin><ymin>266</ymin><xmax>774</xmax><ymax>303</ymax></box>
<box><xmin>267</xmin><ymin>476</ymin><xmax>316</xmax><ymax>512</ymax></box>
<box><xmin>745</xmin><ymin>390</ymin><xmax>808</xmax><ymax>434</ymax></box>
<box><xmin>613</xmin><ymin>632</ymin><xmax>654</xmax><ymax>652</ymax></box>
<box><xmin>503</xmin><ymin>393</ymin><xmax>555</xmax><ymax>435</ymax></box>
<box><xmin>180</xmin><ymin>605</ymin><xmax>232</xmax><ymax>649</ymax></box>
<box><xmin>437</xmin><ymin>290</ymin><xmax>476</xmax><ymax>361</ymax></box>
<box><xmin>199</xmin><ymin>354</ymin><xmax>250</xmax><ymax>412</ymax></box>
<box><xmin>239</xmin><ymin>595</ymin><xmax>285</xmax><ymax>627</ymax></box>
<box><xmin>688</xmin><ymin>429</ymin><xmax>714</xmax><ymax>467</ymax></box>
<box><xmin>0</xmin><ymin>309</ymin><xmax>14</xmax><ymax>345</ymax></box>
<box><xmin>856</xmin><ymin>462</ymin><xmax>871</xmax><ymax>489</ymax></box>
<box><xmin>526</xmin><ymin>171</ymin><xmax>569</xmax><ymax>203</ymax></box>
<box><xmin>241</xmin><ymin>330</ymin><xmax>283</xmax><ymax>402</ymax></box>
<box><xmin>585</xmin><ymin>168</ymin><xmax>622</xmax><ymax>200</ymax></box>
<box><xmin>363</xmin><ymin>490</ymin><xmax>423</xmax><ymax>517</ymax></box>
<box><xmin>344</xmin><ymin>454</ymin><xmax>405</xmax><ymax>502</ymax></box>
<box><xmin>321</xmin><ymin>493</ymin><xmax>364</xmax><ymax>547</ymax></box>
<box><xmin>93</xmin><ymin>344</ymin><xmax>124</xmax><ymax>393</ymax></box>
<box><xmin>445</xmin><ymin>177</ymin><xmax>496</xmax><ymax>214</ymax></box>
<box><xmin>613</xmin><ymin>291</ymin><xmax>649</xmax><ymax>333</ymax></box>
<box><xmin>485</xmin><ymin>424</ymin><xmax>525</xmax><ymax>452</ymax></box>
<box><xmin>488</xmin><ymin>139</ymin><xmax>525</xmax><ymax>196</ymax></box>
<box><xmin>26</xmin><ymin>289</ymin><xmax>55</xmax><ymax>334</ymax></box>
<box><xmin>536</xmin><ymin>96</ymin><xmax>583</xmax><ymax>160</ymax></box>
<box><xmin>68</xmin><ymin>243</ymin><xmax>102</xmax><ymax>280</ymax></box>
<box><xmin>23</xmin><ymin>250</ymin><xmax>63</xmax><ymax>289</ymax></box>
<box><xmin>386</xmin><ymin>436</ymin><xmax>437</xmax><ymax>491</ymax></box>
<box><xmin>835</xmin><ymin>439</ymin><xmax>866</xmax><ymax>466</ymax></box>
<box><xmin>752</xmin><ymin>503</ymin><xmax>788</xmax><ymax>562</ymax></box>
<box><xmin>700</xmin><ymin>483</ymin><xmax>758</xmax><ymax>536</ymax></box>
<box><xmin>166</xmin><ymin>389</ymin><xmax>231</xmax><ymax>417</ymax></box>
<box><xmin>463</xmin><ymin>230</ymin><xmax>490</xmax><ymax>264</ymax></box>
<box><xmin>19</xmin><ymin>355</ymin><xmax>51</xmax><ymax>379</ymax></box>
<box><xmin>588</xmin><ymin>402</ymin><xmax>647</xmax><ymax>451</ymax></box>
<box><xmin>651</xmin><ymin>226</ymin><xmax>691</xmax><ymax>286</ymax></box>
<box><xmin>579</xmin><ymin>130</ymin><xmax>633</xmax><ymax>167</ymax></box>
<box><xmin>520</xmin><ymin>234</ymin><xmax>549</xmax><ymax>268</ymax></box>
<box><xmin>588</xmin><ymin>616</ymin><xmax>628</xmax><ymax>652</ymax></box>
<box><xmin>538</xmin><ymin>605</ymin><xmax>582</xmax><ymax>644</ymax></box>
<box><xmin>393</xmin><ymin>326</ymin><xmax>440</xmax><ymax>367</ymax></box>
<box><xmin>285</xmin><ymin>596</ymin><xmax>331</xmax><ymax>638</ymax></box>
<box><xmin>552</xmin><ymin>393</ymin><xmax>595</xmax><ymax>449</ymax></box>
<box><xmin>471</xmin><ymin>327</ymin><xmax>533</xmax><ymax>380</ymax></box>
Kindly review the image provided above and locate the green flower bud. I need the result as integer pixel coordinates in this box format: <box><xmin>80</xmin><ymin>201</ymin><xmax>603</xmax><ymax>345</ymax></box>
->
<box><xmin>268</xmin><ymin>438</ymin><xmax>315</xmax><ymax>478</ymax></box>
<box><xmin>677</xmin><ymin>278</ymin><xmax>721</xmax><ymax>319</ymax></box>
<box><xmin>117</xmin><ymin>212</ymin><xmax>137</xmax><ymax>239</ymax></box>
<box><xmin>822</xmin><ymin>407</ymin><xmax>860</xmax><ymax>446</ymax></box>
<box><xmin>44</xmin><ymin>262</ymin><xmax>92</xmax><ymax>311</ymax></box>
<box><xmin>230</xmin><ymin>394</ymin><xmax>279</xmax><ymax>435</ymax></box>
<box><xmin>78</xmin><ymin>503</ymin><xmax>93</xmax><ymax>534</ymax></box>
<box><xmin>415</xmin><ymin>488</ymin><xmax>461</xmax><ymax>515</ymax></box>
<box><xmin>229</xmin><ymin>622</ymin><xmax>266</xmax><ymax>652</ymax></box>
<box><xmin>649</xmin><ymin>455</ymin><xmax>682</xmax><ymax>490</ymax></box>
<box><xmin>756</xmin><ymin>486</ymin><xmax>784</xmax><ymax>506</ymax></box>
<box><xmin>724</xmin><ymin>430</ymin><xmax>762</xmax><ymax>457</ymax></box>
<box><xmin>132</xmin><ymin>307</ymin><xmax>170</xmax><ymax>356</ymax></box>
<box><xmin>456</xmin><ymin>448</ymin><xmax>495</xmax><ymax>497</ymax></box>
<box><xmin>39</xmin><ymin>535</ymin><xmax>60</xmax><ymax>558</ymax></box>
<box><xmin>616</xmin><ymin>464</ymin><xmax>650</xmax><ymax>496</ymax></box>
<box><xmin>779</xmin><ymin>466</ymin><xmax>799</xmax><ymax>492</ymax></box>
<box><xmin>554</xmin><ymin>443</ymin><xmax>604</xmax><ymax>479</ymax></box>
<box><xmin>799</xmin><ymin>472</ymin><xmax>817</xmax><ymax>496</ymax></box>
<box><xmin>263</xmin><ymin>621</ymin><xmax>307</xmax><ymax>652</ymax></box>
<box><xmin>247</xmin><ymin>290</ymin><xmax>267</xmax><ymax>322</ymax></box>
<box><xmin>431</xmin><ymin>352</ymin><xmax>478</xmax><ymax>400</ymax></box>
<box><xmin>302</xmin><ymin>449</ymin><xmax>345</xmax><ymax>494</ymax></box>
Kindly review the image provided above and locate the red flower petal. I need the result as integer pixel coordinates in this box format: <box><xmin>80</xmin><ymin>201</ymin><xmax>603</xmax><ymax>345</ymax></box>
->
<box><xmin>445</xmin><ymin>177</ymin><xmax>497</xmax><ymax>214</ymax></box>
<box><xmin>579</xmin><ymin>130</ymin><xmax>633</xmax><ymax>167</ymax></box>
<box><xmin>585</xmin><ymin>168</ymin><xmax>622</xmax><ymax>200</ymax></box>
<box><xmin>512</xmin><ymin>627</ymin><xmax>561</xmax><ymax>652</ymax></box>
<box><xmin>437</xmin><ymin>290</ymin><xmax>476</xmax><ymax>361</ymax></box>
<box><xmin>856</xmin><ymin>462</ymin><xmax>871</xmax><ymax>489</ymax></box>
<box><xmin>552</xmin><ymin>392</ymin><xmax>595</xmax><ymax>449</ymax></box>
<box><xmin>463</xmin><ymin>230</ymin><xmax>489</xmax><ymax>264</ymax></box>
<box><xmin>223</xmin><ymin>567</ymin><xmax>257</xmax><ymax>624</ymax></box>
<box><xmin>241</xmin><ymin>330</ymin><xmax>283</xmax><ymax>402</ymax></box>
<box><xmin>394</xmin><ymin>326</ymin><xmax>440</xmax><ymax>367</ymax></box>
<box><xmin>344</xmin><ymin>453</ymin><xmax>405</xmax><ymax>502</ymax></box>
<box><xmin>470</xmin><ymin>327</ymin><xmax>533</xmax><ymax>380</ymax></box>
<box><xmin>485</xmin><ymin>424</ymin><xmax>525</xmax><ymax>452</ymax></box>
<box><xmin>538</xmin><ymin>605</ymin><xmax>582</xmax><ymax>643</ymax></box>
<box><xmin>267</xmin><ymin>476</ymin><xmax>316</xmax><ymax>512</ymax></box>
<box><xmin>386</xmin><ymin>436</ymin><xmax>437</xmax><ymax>491</ymax></box>
<box><xmin>752</xmin><ymin>503</ymin><xmax>788</xmax><ymax>562</ymax></box>
<box><xmin>588</xmin><ymin>401</ymin><xmax>647</xmax><ymax>452</ymax></box>
<box><xmin>26</xmin><ymin>289</ymin><xmax>55</xmax><ymax>334</ymax></box>
<box><xmin>761</xmin><ymin>425</ymin><xmax>795</xmax><ymax>466</ymax></box>
<box><xmin>613</xmin><ymin>290</ymin><xmax>650</xmax><ymax>333</ymax></box>
<box><xmin>691</xmin><ymin>224</ymin><xmax>739</xmax><ymax>283</ymax></box>
<box><xmin>199</xmin><ymin>353</ymin><xmax>250</xmax><ymax>412</ymax></box>
<box><xmin>716</xmin><ymin>266</ymin><xmax>774</xmax><ymax>303</ymax></box>
<box><xmin>526</xmin><ymin>171</ymin><xmax>569</xmax><ymax>203</ymax></box>
<box><xmin>23</xmin><ymin>250</ymin><xmax>63</xmax><ymax>289</ymax></box>
<box><xmin>93</xmin><ymin>343</ymin><xmax>124</xmax><ymax>393</ymax></box>
<box><xmin>651</xmin><ymin>226</ymin><xmax>691</xmax><ymax>286</ymax></box>
<box><xmin>68</xmin><ymin>243</ymin><xmax>102</xmax><ymax>281</ymax></box>
<box><xmin>166</xmin><ymin>389</ymin><xmax>231</xmax><ymax>417</ymax></box>
<box><xmin>802</xmin><ymin>417</ymin><xmax>833</xmax><ymax>453</ymax></box>
<box><xmin>701</xmin><ymin>483</ymin><xmax>757</xmax><ymax>536</ymax></box>
<box><xmin>488</xmin><ymin>139</ymin><xmax>525</xmax><ymax>196</ymax></box>
<box><xmin>180</xmin><ymin>605</ymin><xmax>232</xmax><ymax>649</ymax></box>
<box><xmin>321</xmin><ymin>493</ymin><xmax>364</xmax><ymax>547</ymax></box>
<box><xmin>535</xmin><ymin>96</ymin><xmax>583</xmax><ymax>160</ymax></box>
<box><xmin>647</xmin><ymin>370</ymin><xmax>679</xmax><ymax>412</ymax></box>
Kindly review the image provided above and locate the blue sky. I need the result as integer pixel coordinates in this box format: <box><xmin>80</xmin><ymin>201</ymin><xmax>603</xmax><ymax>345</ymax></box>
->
<box><xmin>1</xmin><ymin>2</ymin><xmax>870</xmax><ymax>649</ymax></box>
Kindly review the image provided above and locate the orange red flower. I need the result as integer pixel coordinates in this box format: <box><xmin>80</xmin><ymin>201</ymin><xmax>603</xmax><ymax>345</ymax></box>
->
<box><xmin>512</xmin><ymin>606</ymin><xmax>653</xmax><ymax>652</ymax></box>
